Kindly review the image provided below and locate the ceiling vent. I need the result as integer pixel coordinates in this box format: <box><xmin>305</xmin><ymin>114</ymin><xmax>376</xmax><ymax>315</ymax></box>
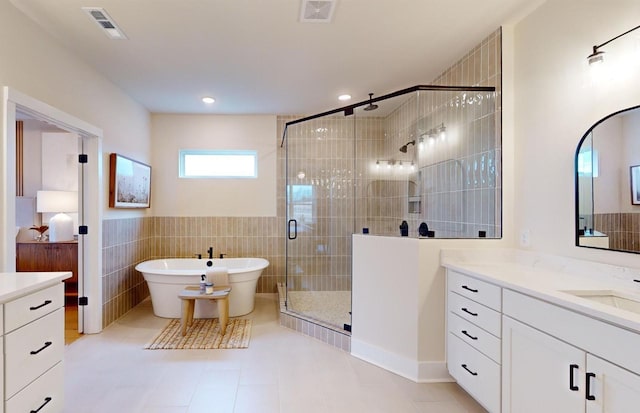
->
<box><xmin>82</xmin><ymin>7</ymin><xmax>127</xmax><ymax>39</ymax></box>
<box><xmin>299</xmin><ymin>0</ymin><xmax>337</xmax><ymax>23</ymax></box>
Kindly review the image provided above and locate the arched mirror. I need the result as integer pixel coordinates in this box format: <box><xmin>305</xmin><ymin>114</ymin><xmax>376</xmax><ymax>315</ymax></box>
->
<box><xmin>576</xmin><ymin>104</ymin><xmax>640</xmax><ymax>253</ymax></box>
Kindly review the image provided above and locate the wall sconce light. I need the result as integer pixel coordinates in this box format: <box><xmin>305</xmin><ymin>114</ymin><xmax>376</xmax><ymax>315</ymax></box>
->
<box><xmin>36</xmin><ymin>190</ymin><xmax>78</xmax><ymax>242</ymax></box>
<box><xmin>588</xmin><ymin>24</ymin><xmax>640</xmax><ymax>65</ymax></box>
<box><xmin>420</xmin><ymin>122</ymin><xmax>446</xmax><ymax>144</ymax></box>
<box><xmin>375</xmin><ymin>159</ymin><xmax>415</xmax><ymax>172</ymax></box>
<box><xmin>437</xmin><ymin>123</ymin><xmax>447</xmax><ymax>140</ymax></box>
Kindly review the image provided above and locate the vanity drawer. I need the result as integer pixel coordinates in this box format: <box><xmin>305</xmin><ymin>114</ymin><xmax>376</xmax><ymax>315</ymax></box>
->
<box><xmin>448</xmin><ymin>270</ymin><xmax>501</xmax><ymax>311</ymax></box>
<box><xmin>449</xmin><ymin>312</ymin><xmax>501</xmax><ymax>363</ymax></box>
<box><xmin>5</xmin><ymin>308</ymin><xmax>64</xmax><ymax>398</ymax></box>
<box><xmin>447</xmin><ymin>333</ymin><xmax>500</xmax><ymax>413</ymax></box>
<box><xmin>4</xmin><ymin>283</ymin><xmax>63</xmax><ymax>333</ymax></box>
<box><xmin>6</xmin><ymin>361</ymin><xmax>63</xmax><ymax>413</ymax></box>
<box><xmin>449</xmin><ymin>291</ymin><xmax>501</xmax><ymax>337</ymax></box>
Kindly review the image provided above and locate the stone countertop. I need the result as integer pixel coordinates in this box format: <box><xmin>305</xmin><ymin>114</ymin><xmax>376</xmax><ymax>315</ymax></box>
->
<box><xmin>441</xmin><ymin>249</ymin><xmax>640</xmax><ymax>334</ymax></box>
<box><xmin>0</xmin><ymin>272</ymin><xmax>71</xmax><ymax>303</ymax></box>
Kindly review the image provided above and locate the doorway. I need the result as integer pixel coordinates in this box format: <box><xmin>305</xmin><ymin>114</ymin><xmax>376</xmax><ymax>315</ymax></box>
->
<box><xmin>15</xmin><ymin>119</ymin><xmax>83</xmax><ymax>343</ymax></box>
<box><xmin>3</xmin><ymin>87</ymin><xmax>103</xmax><ymax>335</ymax></box>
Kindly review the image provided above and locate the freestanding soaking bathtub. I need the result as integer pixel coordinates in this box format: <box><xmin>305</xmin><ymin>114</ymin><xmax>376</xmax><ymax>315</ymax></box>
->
<box><xmin>135</xmin><ymin>257</ymin><xmax>269</xmax><ymax>318</ymax></box>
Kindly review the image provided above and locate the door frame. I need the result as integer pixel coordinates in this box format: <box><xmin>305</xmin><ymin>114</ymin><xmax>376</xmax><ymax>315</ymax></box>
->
<box><xmin>2</xmin><ymin>86</ymin><xmax>103</xmax><ymax>334</ymax></box>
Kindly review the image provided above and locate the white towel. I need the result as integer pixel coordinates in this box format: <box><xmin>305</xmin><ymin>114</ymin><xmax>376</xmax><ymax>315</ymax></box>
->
<box><xmin>206</xmin><ymin>267</ymin><xmax>229</xmax><ymax>287</ymax></box>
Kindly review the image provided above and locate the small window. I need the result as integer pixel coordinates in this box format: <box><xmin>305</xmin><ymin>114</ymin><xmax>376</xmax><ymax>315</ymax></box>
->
<box><xmin>287</xmin><ymin>184</ymin><xmax>315</xmax><ymax>232</ymax></box>
<box><xmin>577</xmin><ymin>149</ymin><xmax>599</xmax><ymax>177</ymax></box>
<box><xmin>179</xmin><ymin>150</ymin><xmax>257</xmax><ymax>178</ymax></box>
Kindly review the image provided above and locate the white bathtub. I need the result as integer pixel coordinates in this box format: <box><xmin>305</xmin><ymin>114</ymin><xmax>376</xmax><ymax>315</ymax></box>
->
<box><xmin>135</xmin><ymin>258</ymin><xmax>269</xmax><ymax>318</ymax></box>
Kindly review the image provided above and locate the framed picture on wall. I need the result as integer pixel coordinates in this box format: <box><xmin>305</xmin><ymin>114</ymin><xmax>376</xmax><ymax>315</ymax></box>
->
<box><xmin>630</xmin><ymin>165</ymin><xmax>640</xmax><ymax>205</ymax></box>
<box><xmin>109</xmin><ymin>153</ymin><xmax>152</xmax><ymax>208</ymax></box>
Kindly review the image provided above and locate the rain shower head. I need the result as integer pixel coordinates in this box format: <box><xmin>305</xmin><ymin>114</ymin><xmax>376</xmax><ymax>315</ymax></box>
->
<box><xmin>399</xmin><ymin>140</ymin><xmax>416</xmax><ymax>153</ymax></box>
<box><xmin>363</xmin><ymin>93</ymin><xmax>378</xmax><ymax>111</ymax></box>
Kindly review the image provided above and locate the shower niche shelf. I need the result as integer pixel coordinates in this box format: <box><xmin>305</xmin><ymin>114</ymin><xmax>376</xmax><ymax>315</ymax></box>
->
<box><xmin>408</xmin><ymin>196</ymin><xmax>421</xmax><ymax>214</ymax></box>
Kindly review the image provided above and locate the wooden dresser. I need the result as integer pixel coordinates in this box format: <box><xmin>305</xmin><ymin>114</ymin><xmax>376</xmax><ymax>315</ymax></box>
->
<box><xmin>16</xmin><ymin>241</ymin><xmax>78</xmax><ymax>305</ymax></box>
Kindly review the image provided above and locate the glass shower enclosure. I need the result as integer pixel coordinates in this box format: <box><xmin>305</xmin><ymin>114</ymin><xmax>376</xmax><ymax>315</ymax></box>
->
<box><xmin>283</xmin><ymin>85</ymin><xmax>501</xmax><ymax>331</ymax></box>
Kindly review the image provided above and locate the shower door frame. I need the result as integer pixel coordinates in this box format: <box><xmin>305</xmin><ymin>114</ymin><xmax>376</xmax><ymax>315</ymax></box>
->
<box><xmin>284</xmin><ymin>113</ymin><xmax>356</xmax><ymax>331</ymax></box>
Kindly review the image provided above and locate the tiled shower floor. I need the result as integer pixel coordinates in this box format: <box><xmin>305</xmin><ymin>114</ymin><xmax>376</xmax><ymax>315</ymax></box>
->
<box><xmin>286</xmin><ymin>290</ymin><xmax>352</xmax><ymax>329</ymax></box>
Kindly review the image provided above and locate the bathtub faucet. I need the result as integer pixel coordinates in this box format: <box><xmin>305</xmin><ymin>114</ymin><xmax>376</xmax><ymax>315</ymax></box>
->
<box><xmin>207</xmin><ymin>246</ymin><xmax>214</xmax><ymax>259</ymax></box>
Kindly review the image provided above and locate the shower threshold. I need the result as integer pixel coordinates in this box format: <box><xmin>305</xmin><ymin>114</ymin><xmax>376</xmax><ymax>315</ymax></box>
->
<box><xmin>278</xmin><ymin>283</ymin><xmax>351</xmax><ymax>351</ymax></box>
<box><xmin>287</xmin><ymin>290</ymin><xmax>351</xmax><ymax>329</ymax></box>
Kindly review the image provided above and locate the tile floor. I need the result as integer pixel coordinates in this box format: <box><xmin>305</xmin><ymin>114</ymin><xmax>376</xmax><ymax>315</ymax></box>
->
<box><xmin>64</xmin><ymin>294</ymin><xmax>488</xmax><ymax>413</ymax></box>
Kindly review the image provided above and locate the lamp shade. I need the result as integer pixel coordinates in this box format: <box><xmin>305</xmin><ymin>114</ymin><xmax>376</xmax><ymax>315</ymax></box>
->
<box><xmin>36</xmin><ymin>190</ymin><xmax>77</xmax><ymax>242</ymax></box>
<box><xmin>36</xmin><ymin>190</ymin><xmax>78</xmax><ymax>213</ymax></box>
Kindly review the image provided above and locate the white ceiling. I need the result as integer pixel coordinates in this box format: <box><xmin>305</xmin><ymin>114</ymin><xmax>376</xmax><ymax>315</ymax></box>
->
<box><xmin>10</xmin><ymin>0</ymin><xmax>533</xmax><ymax>115</ymax></box>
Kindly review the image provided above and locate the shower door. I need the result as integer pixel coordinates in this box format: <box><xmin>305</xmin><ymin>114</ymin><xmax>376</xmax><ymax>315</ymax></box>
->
<box><xmin>285</xmin><ymin>114</ymin><xmax>355</xmax><ymax>331</ymax></box>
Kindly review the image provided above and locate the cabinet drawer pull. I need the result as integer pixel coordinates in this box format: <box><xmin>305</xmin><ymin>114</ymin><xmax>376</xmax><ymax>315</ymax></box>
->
<box><xmin>30</xmin><ymin>396</ymin><xmax>52</xmax><ymax>413</ymax></box>
<box><xmin>461</xmin><ymin>364</ymin><xmax>478</xmax><ymax>376</ymax></box>
<box><xmin>586</xmin><ymin>372</ymin><xmax>596</xmax><ymax>401</ymax></box>
<box><xmin>461</xmin><ymin>307</ymin><xmax>478</xmax><ymax>317</ymax></box>
<box><xmin>569</xmin><ymin>364</ymin><xmax>579</xmax><ymax>391</ymax></box>
<box><xmin>461</xmin><ymin>285</ymin><xmax>478</xmax><ymax>293</ymax></box>
<box><xmin>30</xmin><ymin>341</ymin><xmax>52</xmax><ymax>355</ymax></box>
<box><xmin>30</xmin><ymin>300</ymin><xmax>52</xmax><ymax>311</ymax></box>
<box><xmin>461</xmin><ymin>330</ymin><xmax>478</xmax><ymax>340</ymax></box>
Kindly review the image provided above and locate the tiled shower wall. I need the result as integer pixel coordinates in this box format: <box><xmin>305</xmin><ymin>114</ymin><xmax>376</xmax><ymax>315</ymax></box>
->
<box><xmin>373</xmin><ymin>29</ymin><xmax>502</xmax><ymax>238</ymax></box>
<box><xmin>428</xmin><ymin>29</ymin><xmax>502</xmax><ymax>238</ymax></box>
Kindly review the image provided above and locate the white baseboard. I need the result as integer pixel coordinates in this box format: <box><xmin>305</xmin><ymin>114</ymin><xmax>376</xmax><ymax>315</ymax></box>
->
<box><xmin>350</xmin><ymin>338</ymin><xmax>453</xmax><ymax>383</ymax></box>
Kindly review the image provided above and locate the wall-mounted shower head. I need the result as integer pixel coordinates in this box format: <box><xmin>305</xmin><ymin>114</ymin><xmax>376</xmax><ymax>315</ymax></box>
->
<box><xmin>399</xmin><ymin>140</ymin><xmax>416</xmax><ymax>153</ymax></box>
<box><xmin>363</xmin><ymin>93</ymin><xmax>378</xmax><ymax>111</ymax></box>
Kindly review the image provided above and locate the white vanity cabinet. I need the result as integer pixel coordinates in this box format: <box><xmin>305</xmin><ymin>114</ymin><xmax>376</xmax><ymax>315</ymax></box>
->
<box><xmin>446</xmin><ymin>270</ymin><xmax>502</xmax><ymax>413</ymax></box>
<box><xmin>502</xmin><ymin>289</ymin><xmax>640</xmax><ymax>413</ymax></box>
<box><xmin>2</xmin><ymin>280</ymin><xmax>66</xmax><ymax>413</ymax></box>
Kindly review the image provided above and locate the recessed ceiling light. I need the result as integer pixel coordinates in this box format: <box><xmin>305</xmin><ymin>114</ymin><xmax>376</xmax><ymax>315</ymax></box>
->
<box><xmin>338</xmin><ymin>94</ymin><xmax>351</xmax><ymax>101</ymax></box>
<box><xmin>202</xmin><ymin>97</ymin><xmax>215</xmax><ymax>104</ymax></box>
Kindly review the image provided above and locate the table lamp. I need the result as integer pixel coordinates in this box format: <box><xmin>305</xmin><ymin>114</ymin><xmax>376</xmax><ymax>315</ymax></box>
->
<box><xmin>36</xmin><ymin>190</ymin><xmax>78</xmax><ymax>242</ymax></box>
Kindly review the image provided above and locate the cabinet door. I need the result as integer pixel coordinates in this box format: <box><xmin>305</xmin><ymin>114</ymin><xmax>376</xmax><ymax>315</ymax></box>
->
<box><xmin>586</xmin><ymin>354</ymin><xmax>640</xmax><ymax>413</ymax></box>
<box><xmin>50</xmin><ymin>244</ymin><xmax>78</xmax><ymax>283</ymax></box>
<box><xmin>502</xmin><ymin>316</ymin><xmax>585</xmax><ymax>413</ymax></box>
<box><xmin>16</xmin><ymin>244</ymin><xmax>50</xmax><ymax>272</ymax></box>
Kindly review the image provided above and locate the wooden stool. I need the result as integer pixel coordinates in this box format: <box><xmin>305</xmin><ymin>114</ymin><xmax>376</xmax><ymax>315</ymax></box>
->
<box><xmin>178</xmin><ymin>285</ymin><xmax>231</xmax><ymax>336</ymax></box>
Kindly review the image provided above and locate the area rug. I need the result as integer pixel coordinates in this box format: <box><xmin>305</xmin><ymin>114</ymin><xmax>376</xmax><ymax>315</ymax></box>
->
<box><xmin>144</xmin><ymin>318</ymin><xmax>251</xmax><ymax>350</ymax></box>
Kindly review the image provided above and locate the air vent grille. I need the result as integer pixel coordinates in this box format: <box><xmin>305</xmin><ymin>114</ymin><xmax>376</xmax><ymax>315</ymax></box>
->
<box><xmin>82</xmin><ymin>7</ymin><xmax>127</xmax><ymax>40</ymax></box>
<box><xmin>300</xmin><ymin>0</ymin><xmax>336</xmax><ymax>23</ymax></box>
<box><xmin>89</xmin><ymin>10</ymin><xmax>106</xmax><ymax>20</ymax></box>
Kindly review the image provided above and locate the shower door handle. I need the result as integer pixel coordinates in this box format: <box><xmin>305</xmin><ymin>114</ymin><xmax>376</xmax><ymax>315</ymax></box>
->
<box><xmin>288</xmin><ymin>219</ymin><xmax>298</xmax><ymax>240</ymax></box>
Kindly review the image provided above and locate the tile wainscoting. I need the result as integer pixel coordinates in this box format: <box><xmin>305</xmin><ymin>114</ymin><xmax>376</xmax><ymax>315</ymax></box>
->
<box><xmin>102</xmin><ymin>216</ymin><xmax>285</xmax><ymax>327</ymax></box>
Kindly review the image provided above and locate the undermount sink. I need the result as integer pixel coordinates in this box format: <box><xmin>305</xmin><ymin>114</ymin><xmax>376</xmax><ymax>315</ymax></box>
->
<box><xmin>562</xmin><ymin>290</ymin><xmax>640</xmax><ymax>315</ymax></box>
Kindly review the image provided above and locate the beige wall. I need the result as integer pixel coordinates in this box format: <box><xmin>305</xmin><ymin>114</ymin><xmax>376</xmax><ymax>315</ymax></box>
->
<box><xmin>151</xmin><ymin>114</ymin><xmax>277</xmax><ymax>217</ymax></box>
<box><xmin>512</xmin><ymin>0</ymin><xmax>640</xmax><ymax>268</ymax></box>
<box><xmin>592</xmin><ymin>116</ymin><xmax>624</xmax><ymax>213</ymax></box>
<box><xmin>1</xmin><ymin>0</ymin><xmax>151</xmax><ymax>326</ymax></box>
<box><xmin>0</xmin><ymin>0</ymin><xmax>151</xmax><ymax>223</ymax></box>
